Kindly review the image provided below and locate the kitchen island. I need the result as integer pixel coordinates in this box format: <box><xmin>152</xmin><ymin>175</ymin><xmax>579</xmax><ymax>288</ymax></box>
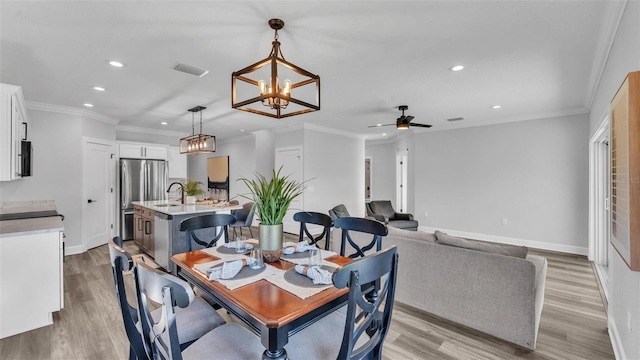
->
<box><xmin>132</xmin><ymin>200</ymin><xmax>242</xmax><ymax>272</ymax></box>
<box><xmin>0</xmin><ymin>200</ymin><xmax>64</xmax><ymax>339</ymax></box>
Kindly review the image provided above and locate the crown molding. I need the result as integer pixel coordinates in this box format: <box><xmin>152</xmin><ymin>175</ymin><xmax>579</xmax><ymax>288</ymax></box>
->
<box><xmin>25</xmin><ymin>101</ymin><xmax>121</xmax><ymax>125</ymax></box>
<box><xmin>584</xmin><ymin>0</ymin><xmax>628</xmax><ymax>110</ymax></box>
<box><xmin>116</xmin><ymin>124</ymin><xmax>189</xmax><ymax>137</ymax></box>
<box><xmin>274</xmin><ymin>122</ymin><xmax>366</xmax><ymax>140</ymax></box>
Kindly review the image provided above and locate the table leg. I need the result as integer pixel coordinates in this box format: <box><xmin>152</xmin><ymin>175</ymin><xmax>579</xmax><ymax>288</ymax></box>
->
<box><xmin>261</xmin><ymin>326</ymin><xmax>288</xmax><ymax>360</ymax></box>
<box><xmin>262</xmin><ymin>349</ymin><xmax>287</xmax><ymax>360</ymax></box>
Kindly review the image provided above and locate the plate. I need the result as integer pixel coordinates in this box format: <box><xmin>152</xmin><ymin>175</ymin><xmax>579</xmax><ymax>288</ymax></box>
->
<box><xmin>208</xmin><ymin>263</ymin><xmax>266</xmax><ymax>280</ymax></box>
<box><xmin>283</xmin><ymin>265</ymin><xmax>336</xmax><ymax>288</ymax></box>
<box><xmin>216</xmin><ymin>246</ymin><xmax>252</xmax><ymax>255</ymax></box>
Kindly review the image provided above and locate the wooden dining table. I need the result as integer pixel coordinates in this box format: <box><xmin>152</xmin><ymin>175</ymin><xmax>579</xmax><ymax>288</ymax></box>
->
<box><xmin>171</xmin><ymin>251</ymin><xmax>351</xmax><ymax>360</ymax></box>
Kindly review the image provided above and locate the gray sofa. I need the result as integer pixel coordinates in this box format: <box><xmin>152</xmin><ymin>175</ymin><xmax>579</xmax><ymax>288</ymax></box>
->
<box><xmin>330</xmin><ymin>226</ymin><xmax>547</xmax><ymax>350</ymax></box>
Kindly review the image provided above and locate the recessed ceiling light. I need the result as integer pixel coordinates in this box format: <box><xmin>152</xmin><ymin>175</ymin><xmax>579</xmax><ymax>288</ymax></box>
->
<box><xmin>382</xmin><ymin>133</ymin><xmax>387</xmax><ymax>136</ymax></box>
<box><xmin>84</xmin><ymin>103</ymin><xmax>94</xmax><ymax>107</ymax></box>
<box><xmin>160</xmin><ymin>122</ymin><xmax>168</xmax><ymax>125</ymax></box>
<box><xmin>449</xmin><ymin>65</ymin><xmax>465</xmax><ymax>71</ymax></box>
<box><xmin>239</xmin><ymin>129</ymin><xmax>246</xmax><ymax>132</ymax></box>
<box><xmin>491</xmin><ymin>105</ymin><xmax>502</xmax><ymax>109</ymax></box>
<box><xmin>92</xmin><ymin>86</ymin><xmax>106</xmax><ymax>91</ymax></box>
<box><xmin>108</xmin><ymin>60</ymin><xmax>125</xmax><ymax>67</ymax></box>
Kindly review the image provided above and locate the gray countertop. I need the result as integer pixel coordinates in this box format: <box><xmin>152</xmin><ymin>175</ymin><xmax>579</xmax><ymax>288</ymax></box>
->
<box><xmin>133</xmin><ymin>200</ymin><xmax>242</xmax><ymax>216</ymax></box>
<box><xmin>0</xmin><ymin>200</ymin><xmax>64</xmax><ymax>237</ymax></box>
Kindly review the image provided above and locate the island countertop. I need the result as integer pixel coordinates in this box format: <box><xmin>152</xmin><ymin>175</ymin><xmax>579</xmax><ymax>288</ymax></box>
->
<box><xmin>133</xmin><ymin>200</ymin><xmax>242</xmax><ymax>216</ymax></box>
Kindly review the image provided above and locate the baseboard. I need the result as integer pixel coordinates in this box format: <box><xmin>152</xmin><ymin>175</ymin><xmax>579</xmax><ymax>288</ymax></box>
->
<box><xmin>609</xmin><ymin>316</ymin><xmax>626</xmax><ymax>360</ymax></box>
<box><xmin>64</xmin><ymin>244</ymin><xmax>84</xmax><ymax>256</ymax></box>
<box><xmin>419</xmin><ymin>226</ymin><xmax>589</xmax><ymax>255</ymax></box>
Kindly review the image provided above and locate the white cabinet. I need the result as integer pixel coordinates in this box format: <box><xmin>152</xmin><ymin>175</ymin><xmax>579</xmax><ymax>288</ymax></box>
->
<box><xmin>0</xmin><ymin>230</ymin><xmax>63</xmax><ymax>338</ymax></box>
<box><xmin>167</xmin><ymin>146</ymin><xmax>187</xmax><ymax>179</ymax></box>
<box><xmin>119</xmin><ymin>143</ymin><xmax>167</xmax><ymax>160</ymax></box>
<box><xmin>0</xmin><ymin>84</ymin><xmax>30</xmax><ymax>181</ymax></box>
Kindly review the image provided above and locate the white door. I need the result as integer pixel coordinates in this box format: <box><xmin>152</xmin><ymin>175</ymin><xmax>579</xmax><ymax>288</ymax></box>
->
<box><xmin>84</xmin><ymin>139</ymin><xmax>115</xmax><ymax>250</ymax></box>
<box><xmin>275</xmin><ymin>146</ymin><xmax>303</xmax><ymax>234</ymax></box>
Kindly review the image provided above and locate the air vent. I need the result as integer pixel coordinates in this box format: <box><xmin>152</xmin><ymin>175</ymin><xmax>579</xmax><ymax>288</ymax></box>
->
<box><xmin>446</xmin><ymin>117</ymin><xmax>465</xmax><ymax>122</ymax></box>
<box><xmin>173</xmin><ymin>63</ymin><xmax>209</xmax><ymax>77</ymax></box>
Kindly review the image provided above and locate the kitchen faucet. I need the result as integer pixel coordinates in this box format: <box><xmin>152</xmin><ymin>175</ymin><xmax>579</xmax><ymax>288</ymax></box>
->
<box><xmin>167</xmin><ymin>182</ymin><xmax>186</xmax><ymax>204</ymax></box>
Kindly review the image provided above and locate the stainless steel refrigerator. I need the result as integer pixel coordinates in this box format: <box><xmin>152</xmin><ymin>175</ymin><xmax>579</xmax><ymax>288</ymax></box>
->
<box><xmin>120</xmin><ymin>159</ymin><xmax>168</xmax><ymax>240</ymax></box>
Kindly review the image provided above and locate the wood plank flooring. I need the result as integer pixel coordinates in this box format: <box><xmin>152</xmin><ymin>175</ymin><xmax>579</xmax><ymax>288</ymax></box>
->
<box><xmin>0</xmin><ymin>236</ymin><xmax>614</xmax><ymax>359</ymax></box>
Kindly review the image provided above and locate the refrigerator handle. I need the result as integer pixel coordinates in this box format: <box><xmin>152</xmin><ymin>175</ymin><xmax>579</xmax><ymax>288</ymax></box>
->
<box><xmin>164</xmin><ymin>161</ymin><xmax>169</xmax><ymax>200</ymax></box>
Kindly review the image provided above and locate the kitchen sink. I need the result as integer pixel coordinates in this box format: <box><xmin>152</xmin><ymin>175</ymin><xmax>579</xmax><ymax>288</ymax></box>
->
<box><xmin>155</xmin><ymin>204</ymin><xmax>181</xmax><ymax>207</ymax></box>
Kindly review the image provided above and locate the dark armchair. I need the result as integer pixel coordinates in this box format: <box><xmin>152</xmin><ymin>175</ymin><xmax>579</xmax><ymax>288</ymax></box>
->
<box><xmin>365</xmin><ymin>200</ymin><xmax>418</xmax><ymax>231</ymax></box>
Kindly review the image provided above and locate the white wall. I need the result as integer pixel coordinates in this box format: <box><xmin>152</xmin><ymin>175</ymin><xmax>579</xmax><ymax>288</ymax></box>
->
<box><xmin>187</xmin><ymin>136</ymin><xmax>256</xmax><ymax>201</ymax></box>
<box><xmin>365</xmin><ymin>142</ymin><xmax>396</xmax><ymax>206</ymax></box>
<box><xmin>588</xmin><ymin>1</ymin><xmax>640</xmax><ymax>359</ymax></box>
<box><xmin>0</xmin><ymin>108</ymin><xmax>116</xmax><ymax>251</ymax></box>
<box><xmin>254</xmin><ymin>129</ymin><xmax>275</xmax><ymax>179</ymax></box>
<box><xmin>303</xmin><ymin>129</ymin><xmax>365</xmax><ymax>217</ymax></box>
<box><xmin>412</xmin><ymin>114</ymin><xmax>589</xmax><ymax>254</ymax></box>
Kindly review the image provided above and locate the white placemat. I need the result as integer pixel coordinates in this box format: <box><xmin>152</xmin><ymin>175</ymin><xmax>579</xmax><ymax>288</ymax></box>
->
<box><xmin>193</xmin><ymin>256</ymin><xmax>280</xmax><ymax>290</ymax></box>
<box><xmin>200</xmin><ymin>239</ymin><xmax>259</xmax><ymax>260</ymax></box>
<box><xmin>265</xmin><ymin>269</ymin><xmax>333</xmax><ymax>300</ymax></box>
<box><xmin>280</xmin><ymin>247</ymin><xmax>339</xmax><ymax>265</ymax></box>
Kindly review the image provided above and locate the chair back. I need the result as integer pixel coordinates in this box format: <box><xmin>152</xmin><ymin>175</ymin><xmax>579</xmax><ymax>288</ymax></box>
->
<box><xmin>135</xmin><ymin>260</ymin><xmax>195</xmax><ymax>360</ymax></box>
<box><xmin>334</xmin><ymin>217</ymin><xmax>388</xmax><ymax>258</ymax></box>
<box><xmin>233</xmin><ymin>202</ymin><xmax>255</xmax><ymax>226</ymax></box>
<box><xmin>333</xmin><ymin>246</ymin><xmax>399</xmax><ymax>360</ymax></box>
<box><xmin>293</xmin><ymin>211</ymin><xmax>333</xmax><ymax>250</ymax></box>
<box><xmin>179</xmin><ymin>214</ymin><xmax>236</xmax><ymax>251</ymax></box>
<box><xmin>107</xmin><ymin>236</ymin><xmax>150</xmax><ymax>360</ymax></box>
<box><xmin>328</xmin><ymin>204</ymin><xmax>351</xmax><ymax>221</ymax></box>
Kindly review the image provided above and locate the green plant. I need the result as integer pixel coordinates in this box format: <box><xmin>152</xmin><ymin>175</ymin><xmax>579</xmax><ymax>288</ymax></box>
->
<box><xmin>183</xmin><ymin>178</ymin><xmax>205</xmax><ymax>196</ymax></box>
<box><xmin>238</xmin><ymin>167</ymin><xmax>307</xmax><ymax>225</ymax></box>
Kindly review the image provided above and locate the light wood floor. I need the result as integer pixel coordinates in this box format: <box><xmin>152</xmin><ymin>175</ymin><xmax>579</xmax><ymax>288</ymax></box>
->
<box><xmin>0</xmin><ymin>234</ymin><xmax>614</xmax><ymax>360</ymax></box>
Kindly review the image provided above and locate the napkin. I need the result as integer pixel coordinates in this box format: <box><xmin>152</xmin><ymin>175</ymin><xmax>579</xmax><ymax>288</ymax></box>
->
<box><xmin>294</xmin><ymin>264</ymin><xmax>333</xmax><ymax>285</ymax></box>
<box><xmin>223</xmin><ymin>241</ymin><xmax>254</xmax><ymax>250</ymax></box>
<box><xmin>207</xmin><ymin>259</ymin><xmax>247</xmax><ymax>281</ymax></box>
<box><xmin>283</xmin><ymin>241</ymin><xmax>317</xmax><ymax>255</ymax></box>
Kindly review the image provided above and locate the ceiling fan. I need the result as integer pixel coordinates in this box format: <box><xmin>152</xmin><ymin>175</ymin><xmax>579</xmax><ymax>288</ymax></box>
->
<box><xmin>368</xmin><ymin>105</ymin><xmax>432</xmax><ymax>130</ymax></box>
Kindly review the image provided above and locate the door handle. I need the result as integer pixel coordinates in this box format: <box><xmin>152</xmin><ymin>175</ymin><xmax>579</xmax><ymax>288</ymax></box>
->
<box><xmin>88</xmin><ymin>199</ymin><xmax>97</xmax><ymax>203</ymax></box>
<box><xmin>22</xmin><ymin>122</ymin><xmax>28</xmax><ymax>140</ymax></box>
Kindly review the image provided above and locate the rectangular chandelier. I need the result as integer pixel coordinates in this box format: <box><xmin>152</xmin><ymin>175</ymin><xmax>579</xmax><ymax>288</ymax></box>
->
<box><xmin>231</xmin><ymin>19</ymin><xmax>320</xmax><ymax>119</ymax></box>
<box><xmin>179</xmin><ymin>106</ymin><xmax>216</xmax><ymax>155</ymax></box>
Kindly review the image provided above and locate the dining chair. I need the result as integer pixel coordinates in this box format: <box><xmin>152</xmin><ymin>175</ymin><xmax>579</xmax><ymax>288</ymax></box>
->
<box><xmin>229</xmin><ymin>202</ymin><xmax>255</xmax><ymax>239</ymax></box>
<box><xmin>108</xmin><ymin>237</ymin><xmax>226</xmax><ymax>359</ymax></box>
<box><xmin>179</xmin><ymin>214</ymin><xmax>236</xmax><ymax>251</ymax></box>
<box><xmin>134</xmin><ymin>260</ymin><xmax>265</xmax><ymax>360</ymax></box>
<box><xmin>333</xmin><ymin>217</ymin><xmax>389</xmax><ymax>259</ymax></box>
<box><xmin>293</xmin><ymin>211</ymin><xmax>333</xmax><ymax>250</ymax></box>
<box><xmin>285</xmin><ymin>246</ymin><xmax>400</xmax><ymax>360</ymax></box>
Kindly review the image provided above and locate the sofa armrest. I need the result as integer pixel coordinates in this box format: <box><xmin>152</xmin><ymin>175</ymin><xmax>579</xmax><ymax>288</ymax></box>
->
<box><xmin>393</xmin><ymin>212</ymin><xmax>413</xmax><ymax>221</ymax></box>
<box><xmin>369</xmin><ymin>214</ymin><xmax>387</xmax><ymax>223</ymax></box>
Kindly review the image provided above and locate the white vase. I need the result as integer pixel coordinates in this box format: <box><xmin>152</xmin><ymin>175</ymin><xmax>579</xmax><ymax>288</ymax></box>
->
<box><xmin>186</xmin><ymin>196</ymin><xmax>196</xmax><ymax>204</ymax></box>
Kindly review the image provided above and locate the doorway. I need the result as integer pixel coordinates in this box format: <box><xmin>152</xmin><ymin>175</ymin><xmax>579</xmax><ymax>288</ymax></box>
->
<box><xmin>275</xmin><ymin>146</ymin><xmax>303</xmax><ymax>234</ymax></box>
<box><xmin>83</xmin><ymin>138</ymin><xmax>115</xmax><ymax>250</ymax></box>
<box><xmin>589</xmin><ymin>117</ymin><xmax>611</xmax><ymax>300</ymax></box>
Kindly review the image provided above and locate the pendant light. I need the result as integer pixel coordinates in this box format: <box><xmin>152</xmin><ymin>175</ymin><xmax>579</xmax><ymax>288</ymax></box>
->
<box><xmin>231</xmin><ymin>18</ymin><xmax>320</xmax><ymax>119</ymax></box>
<box><xmin>179</xmin><ymin>106</ymin><xmax>216</xmax><ymax>155</ymax></box>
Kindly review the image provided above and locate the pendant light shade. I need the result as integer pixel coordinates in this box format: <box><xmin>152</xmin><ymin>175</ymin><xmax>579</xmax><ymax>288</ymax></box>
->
<box><xmin>231</xmin><ymin>18</ymin><xmax>320</xmax><ymax>119</ymax></box>
<box><xmin>179</xmin><ymin>106</ymin><xmax>216</xmax><ymax>155</ymax></box>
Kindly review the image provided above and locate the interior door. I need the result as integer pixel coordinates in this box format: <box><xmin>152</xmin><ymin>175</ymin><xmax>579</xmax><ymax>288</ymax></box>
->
<box><xmin>275</xmin><ymin>146</ymin><xmax>303</xmax><ymax>234</ymax></box>
<box><xmin>84</xmin><ymin>139</ymin><xmax>115</xmax><ymax>250</ymax></box>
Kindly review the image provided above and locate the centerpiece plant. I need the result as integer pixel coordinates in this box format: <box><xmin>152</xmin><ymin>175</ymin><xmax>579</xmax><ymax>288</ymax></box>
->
<box><xmin>183</xmin><ymin>178</ymin><xmax>205</xmax><ymax>204</ymax></box>
<box><xmin>238</xmin><ymin>167</ymin><xmax>306</xmax><ymax>261</ymax></box>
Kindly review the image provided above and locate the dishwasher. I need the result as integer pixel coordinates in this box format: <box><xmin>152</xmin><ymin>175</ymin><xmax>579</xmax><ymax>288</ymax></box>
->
<box><xmin>154</xmin><ymin>212</ymin><xmax>172</xmax><ymax>270</ymax></box>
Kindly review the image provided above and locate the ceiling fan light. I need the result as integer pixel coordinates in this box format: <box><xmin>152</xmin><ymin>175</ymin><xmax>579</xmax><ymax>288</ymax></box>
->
<box><xmin>397</xmin><ymin>123</ymin><xmax>410</xmax><ymax>130</ymax></box>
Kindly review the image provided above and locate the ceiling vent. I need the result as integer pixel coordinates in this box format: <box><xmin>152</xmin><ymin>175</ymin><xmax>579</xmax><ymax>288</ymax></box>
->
<box><xmin>173</xmin><ymin>63</ymin><xmax>209</xmax><ymax>77</ymax></box>
<box><xmin>446</xmin><ymin>117</ymin><xmax>465</xmax><ymax>122</ymax></box>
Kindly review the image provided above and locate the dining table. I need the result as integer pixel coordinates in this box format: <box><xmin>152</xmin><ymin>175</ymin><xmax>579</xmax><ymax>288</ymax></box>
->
<box><xmin>171</xmin><ymin>249</ymin><xmax>351</xmax><ymax>360</ymax></box>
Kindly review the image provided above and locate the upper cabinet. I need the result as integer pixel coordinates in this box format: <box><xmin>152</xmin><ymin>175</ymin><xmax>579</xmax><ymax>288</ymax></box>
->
<box><xmin>167</xmin><ymin>146</ymin><xmax>187</xmax><ymax>179</ymax></box>
<box><xmin>118</xmin><ymin>143</ymin><xmax>167</xmax><ymax>161</ymax></box>
<box><xmin>610</xmin><ymin>71</ymin><xmax>640</xmax><ymax>271</ymax></box>
<box><xmin>0</xmin><ymin>84</ymin><xmax>30</xmax><ymax>181</ymax></box>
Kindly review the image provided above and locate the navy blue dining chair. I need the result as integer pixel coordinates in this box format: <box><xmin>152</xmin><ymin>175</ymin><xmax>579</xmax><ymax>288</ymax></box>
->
<box><xmin>293</xmin><ymin>211</ymin><xmax>333</xmax><ymax>250</ymax></box>
<box><xmin>179</xmin><ymin>213</ymin><xmax>236</xmax><ymax>251</ymax></box>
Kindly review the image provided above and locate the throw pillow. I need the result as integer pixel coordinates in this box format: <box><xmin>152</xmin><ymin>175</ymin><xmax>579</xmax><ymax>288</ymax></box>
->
<box><xmin>434</xmin><ymin>230</ymin><xmax>528</xmax><ymax>258</ymax></box>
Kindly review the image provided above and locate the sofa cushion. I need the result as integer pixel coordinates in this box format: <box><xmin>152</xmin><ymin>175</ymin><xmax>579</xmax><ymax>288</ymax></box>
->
<box><xmin>369</xmin><ymin>201</ymin><xmax>395</xmax><ymax>219</ymax></box>
<box><xmin>387</xmin><ymin>220</ymin><xmax>419</xmax><ymax>231</ymax></box>
<box><xmin>387</xmin><ymin>226</ymin><xmax>436</xmax><ymax>243</ymax></box>
<box><xmin>435</xmin><ymin>230</ymin><xmax>528</xmax><ymax>258</ymax></box>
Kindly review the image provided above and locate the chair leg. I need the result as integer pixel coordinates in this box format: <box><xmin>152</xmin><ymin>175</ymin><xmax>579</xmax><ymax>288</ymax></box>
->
<box><xmin>249</xmin><ymin>226</ymin><xmax>254</xmax><ymax>239</ymax></box>
<box><xmin>233</xmin><ymin>227</ymin><xmax>237</xmax><ymax>241</ymax></box>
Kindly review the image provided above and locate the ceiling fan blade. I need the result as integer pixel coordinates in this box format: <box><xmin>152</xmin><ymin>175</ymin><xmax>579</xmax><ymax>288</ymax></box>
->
<box><xmin>404</xmin><ymin>115</ymin><xmax>415</xmax><ymax>123</ymax></box>
<box><xmin>410</xmin><ymin>123</ymin><xmax>432</xmax><ymax>128</ymax></box>
<box><xmin>368</xmin><ymin>123</ymin><xmax>396</xmax><ymax>128</ymax></box>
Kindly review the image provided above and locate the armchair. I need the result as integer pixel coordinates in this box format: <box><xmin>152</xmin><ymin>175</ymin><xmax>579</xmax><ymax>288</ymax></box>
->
<box><xmin>365</xmin><ymin>200</ymin><xmax>419</xmax><ymax>231</ymax></box>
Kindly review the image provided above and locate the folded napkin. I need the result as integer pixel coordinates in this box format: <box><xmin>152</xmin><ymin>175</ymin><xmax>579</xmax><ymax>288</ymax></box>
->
<box><xmin>223</xmin><ymin>241</ymin><xmax>254</xmax><ymax>250</ymax></box>
<box><xmin>283</xmin><ymin>241</ymin><xmax>317</xmax><ymax>255</ymax></box>
<box><xmin>207</xmin><ymin>259</ymin><xmax>247</xmax><ymax>281</ymax></box>
<box><xmin>294</xmin><ymin>264</ymin><xmax>333</xmax><ymax>285</ymax></box>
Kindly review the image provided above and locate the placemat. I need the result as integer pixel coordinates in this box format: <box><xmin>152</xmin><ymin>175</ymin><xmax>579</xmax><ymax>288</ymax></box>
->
<box><xmin>280</xmin><ymin>249</ymin><xmax>338</xmax><ymax>265</ymax></box>
<box><xmin>193</xmin><ymin>257</ymin><xmax>280</xmax><ymax>290</ymax></box>
<box><xmin>201</xmin><ymin>242</ymin><xmax>254</xmax><ymax>259</ymax></box>
<box><xmin>283</xmin><ymin>265</ymin><xmax>337</xmax><ymax>288</ymax></box>
<box><xmin>265</xmin><ymin>269</ymin><xmax>333</xmax><ymax>300</ymax></box>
